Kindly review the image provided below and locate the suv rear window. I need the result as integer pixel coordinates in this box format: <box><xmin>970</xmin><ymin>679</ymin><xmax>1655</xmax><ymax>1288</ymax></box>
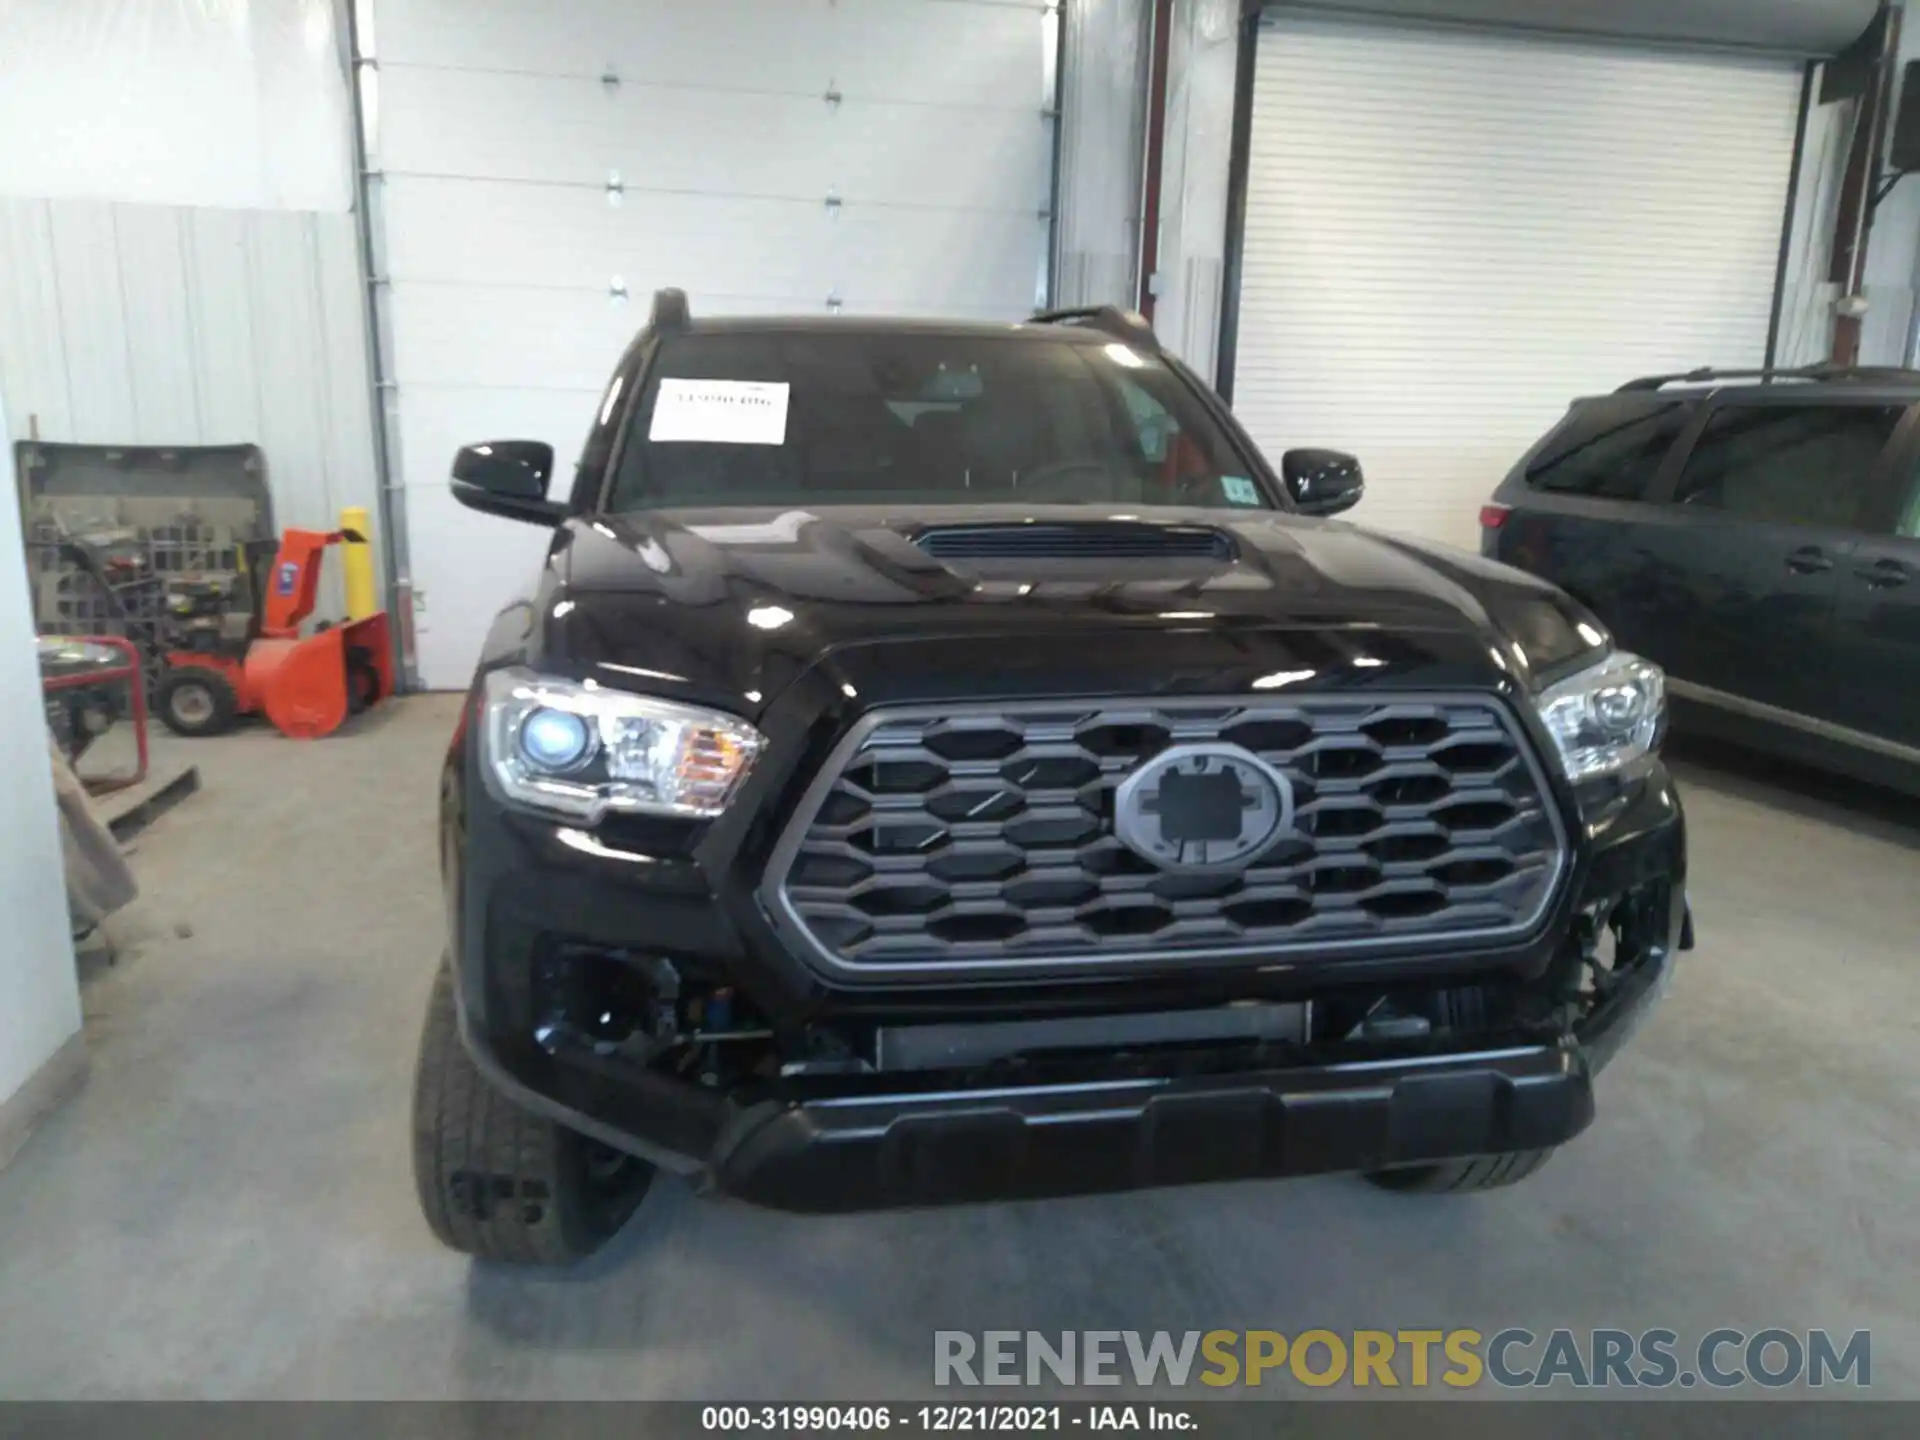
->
<box><xmin>1524</xmin><ymin>396</ymin><xmax>1692</xmax><ymax>500</ymax></box>
<box><xmin>1672</xmin><ymin>402</ymin><xmax>1905</xmax><ymax>529</ymax></box>
<box><xmin>606</xmin><ymin>331</ymin><xmax>1267</xmax><ymax>513</ymax></box>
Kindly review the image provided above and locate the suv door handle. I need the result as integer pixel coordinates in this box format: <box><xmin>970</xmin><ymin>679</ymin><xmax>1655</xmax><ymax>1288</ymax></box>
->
<box><xmin>1784</xmin><ymin>545</ymin><xmax>1833</xmax><ymax>575</ymax></box>
<box><xmin>1855</xmin><ymin>556</ymin><xmax>1911</xmax><ymax>589</ymax></box>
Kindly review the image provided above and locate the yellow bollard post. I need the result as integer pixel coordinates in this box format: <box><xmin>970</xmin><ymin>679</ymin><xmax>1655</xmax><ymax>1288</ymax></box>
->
<box><xmin>340</xmin><ymin>505</ymin><xmax>379</xmax><ymax>621</ymax></box>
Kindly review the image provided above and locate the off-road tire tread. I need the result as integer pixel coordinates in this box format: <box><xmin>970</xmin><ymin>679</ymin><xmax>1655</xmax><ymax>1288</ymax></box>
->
<box><xmin>411</xmin><ymin>965</ymin><xmax>645</xmax><ymax>1264</ymax></box>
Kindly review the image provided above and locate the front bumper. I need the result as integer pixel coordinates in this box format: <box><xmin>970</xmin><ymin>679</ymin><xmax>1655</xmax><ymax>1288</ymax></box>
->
<box><xmin>714</xmin><ymin>888</ymin><xmax>1685</xmax><ymax>1211</ymax></box>
<box><xmin>458</xmin><ymin>913</ymin><xmax>1675</xmax><ymax>1210</ymax></box>
<box><xmin>447</xmin><ymin>694</ymin><xmax>1688</xmax><ymax>1211</ymax></box>
<box><xmin>710</xmin><ymin>1043</ymin><xmax>1593</xmax><ymax>1212</ymax></box>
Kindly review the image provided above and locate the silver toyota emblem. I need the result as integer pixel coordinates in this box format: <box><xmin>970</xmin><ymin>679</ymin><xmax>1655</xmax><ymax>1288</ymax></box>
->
<box><xmin>1113</xmin><ymin>743</ymin><xmax>1295</xmax><ymax>873</ymax></box>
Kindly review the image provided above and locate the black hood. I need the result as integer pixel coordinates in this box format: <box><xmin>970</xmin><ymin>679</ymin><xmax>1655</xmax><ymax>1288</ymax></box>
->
<box><xmin>533</xmin><ymin>506</ymin><xmax>1604</xmax><ymax>718</ymax></box>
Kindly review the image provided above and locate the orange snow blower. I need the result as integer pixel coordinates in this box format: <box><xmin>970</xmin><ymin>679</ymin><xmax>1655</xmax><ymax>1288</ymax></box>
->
<box><xmin>155</xmin><ymin>527</ymin><xmax>394</xmax><ymax>740</ymax></box>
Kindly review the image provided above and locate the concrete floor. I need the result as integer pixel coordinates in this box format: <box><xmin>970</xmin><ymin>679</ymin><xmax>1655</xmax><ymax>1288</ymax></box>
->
<box><xmin>0</xmin><ymin>694</ymin><xmax>1915</xmax><ymax>1400</ymax></box>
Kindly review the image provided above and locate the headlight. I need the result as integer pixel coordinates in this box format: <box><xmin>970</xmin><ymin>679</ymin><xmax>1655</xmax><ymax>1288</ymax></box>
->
<box><xmin>481</xmin><ymin>669</ymin><xmax>764</xmax><ymax>821</ymax></box>
<box><xmin>1531</xmin><ymin>651</ymin><xmax>1665</xmax><ymax>783</ymax></box>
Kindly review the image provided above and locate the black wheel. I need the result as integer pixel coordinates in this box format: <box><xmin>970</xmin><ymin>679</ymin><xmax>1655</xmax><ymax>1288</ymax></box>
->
<box><xmin>345</xmin><ymin>646</ymin><xmax>381</xmax><ymax>715</ymax></box>
<box><xmin>411</xmin><ymin>963</ymin><xmax>654</xmax><ymax>1265</ymax></box>
<box><xmin>1363</xmin><ymin>1148</ymin><xmax>1557</xmax><ymax>1194</ymax></box>
<box><xmin>155</xmin><ymin>666</ymin><xmax>239</xmax><ymax>737</ymax></box>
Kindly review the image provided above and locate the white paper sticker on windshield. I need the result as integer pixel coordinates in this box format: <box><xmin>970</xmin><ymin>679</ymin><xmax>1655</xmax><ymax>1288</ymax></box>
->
<box><xmin>648</xmin><ymin>380</ymin><xmax>790</xmax><ymax>445</ymax></box>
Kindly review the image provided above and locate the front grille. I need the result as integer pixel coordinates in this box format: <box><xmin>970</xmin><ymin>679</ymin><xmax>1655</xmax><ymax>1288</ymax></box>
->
<box><xmin>764</xmin><ymin>697</ymin><xmax>1568</xmax><ymax>982</ymax></box>
<box><xmin>913</xmin><ymin>523</ymin><xmax>1234</xmax><ymax>562</ymax></box>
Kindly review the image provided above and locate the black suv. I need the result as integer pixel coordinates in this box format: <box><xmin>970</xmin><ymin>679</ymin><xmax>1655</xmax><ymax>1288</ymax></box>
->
<box><xmin>411</xmin><ymin>292</ymin><xmax>1688</xmax><ymax>1265</ymax></box>
<box><xmin>1484</xmin><ymin>365</ymin><xmax>1920</xmax><ymax>795</ymax></box>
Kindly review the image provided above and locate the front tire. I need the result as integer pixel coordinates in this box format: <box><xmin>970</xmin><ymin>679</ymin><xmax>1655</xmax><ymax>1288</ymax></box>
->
<box><xmin>411</xmin><ymin>964</ymin><xmax>654</xmax><ymax>1264</ymax></box>
<box><xmin>1360</xmin><ymin>984</ymin><xmax>1555</xmax><ymax>1193</ymax></box>
<box><xmin>1363</xmin><ymin>1148</ymin><xmax>1556</xmax><ymax>1193</ymax></box>
<box><xmin>155</xmin><ymin>666</ymin><xmax>239</xmax><ymax>737</ymax></box>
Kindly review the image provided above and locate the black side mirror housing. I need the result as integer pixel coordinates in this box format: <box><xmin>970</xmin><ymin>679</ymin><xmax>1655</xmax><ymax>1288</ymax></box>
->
<box><xmin>1281</xmin><ymin>448</ymin><xmax>1365</xmax><ymax>517</ymax></box>
<box><xmin>451</xmin><ymin>440</ymin><xmax>565</xmax><ymax>526</ymax></box>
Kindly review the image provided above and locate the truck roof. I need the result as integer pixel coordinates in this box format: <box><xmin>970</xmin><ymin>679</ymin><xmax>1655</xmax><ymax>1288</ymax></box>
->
<box><xmin>641</xmin><ymin>288</ymin><xmax>1162</xmax><ymax>351</ymax></box>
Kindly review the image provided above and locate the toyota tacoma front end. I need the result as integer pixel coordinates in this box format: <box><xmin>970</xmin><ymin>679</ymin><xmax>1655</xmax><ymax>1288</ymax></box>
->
<box><xmin>409</xmin><ymin>293</ymin><xmax>1689</xmax><ymax>1265</ymax></box>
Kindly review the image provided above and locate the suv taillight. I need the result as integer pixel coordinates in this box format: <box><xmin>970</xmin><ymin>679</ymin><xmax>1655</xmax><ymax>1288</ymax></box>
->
<box><xmin>1479</xmin><ymin>504</ymin><xmax>1511</xmax><ymax>530</ymax></box>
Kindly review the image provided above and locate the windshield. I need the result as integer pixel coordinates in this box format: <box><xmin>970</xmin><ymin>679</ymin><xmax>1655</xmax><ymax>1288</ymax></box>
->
<box><xmin>604</xmin><ymin>330</ymin><xmax>1272</xmax><ymax>513</ymax></box>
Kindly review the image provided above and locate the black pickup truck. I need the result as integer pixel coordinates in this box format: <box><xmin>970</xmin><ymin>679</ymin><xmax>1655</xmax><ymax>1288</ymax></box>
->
<box><xmin>411</xmin><ymin>292</ymin><xmax>1689</xmax><ymax>1265</ymax></box>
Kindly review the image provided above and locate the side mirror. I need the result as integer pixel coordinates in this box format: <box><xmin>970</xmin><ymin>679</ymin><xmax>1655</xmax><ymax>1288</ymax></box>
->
<box><xmin>1281</xmin><ymin>448</ymin><xmax>1365</xmax><ymax>518</ymax></box>
<box><xmin>451</xmin><ymin>440</ymin><xmax>565</xmax><ymax>526</ymax></box>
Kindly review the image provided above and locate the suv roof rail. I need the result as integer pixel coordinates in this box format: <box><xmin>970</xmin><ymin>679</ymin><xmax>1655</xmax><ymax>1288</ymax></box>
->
<box><xmin>650</xmin><ymin>287</ymin><xmax>691</xmax><ymax>335</ymax></box>
<box><xmin>1616</xmin><ymin>363</ymin><xmax>1920</xmax><ymax>393</ymax></box>
<box><xmin>1029</xmin><ymin>305</ymin><xmax>1159</xmax><ymax>349</ymax></box>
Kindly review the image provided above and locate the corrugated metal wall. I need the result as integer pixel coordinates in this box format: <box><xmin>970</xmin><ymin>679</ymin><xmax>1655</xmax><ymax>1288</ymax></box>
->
<box><xmin>1152</xmin><ymin>0</ymin><xmax>1240</xmax><ymax>381</ymax></box>
<box><xmin>1859</xmin><ymin>14</ymin><xmax>1920</xmax><ymax>367</ymax></box>
<box><xmin>0</xmin><ymin>197</ymin><xmax>378</xmax><ymax>545</ymax></box>
<box><xmin>1761</xmin><ymin>69</ymin><xmax>1919</xmax><ymax>370</ymax></box>
<box><xmin>1773</xmin><ymin>86</ymin><xmax>1856</xmax><ymax>369</ymax></box>
<box><xmin>1055</xmin><ymin>0</ymin><xmax>1149</xmax><ymax>310</ymax></box>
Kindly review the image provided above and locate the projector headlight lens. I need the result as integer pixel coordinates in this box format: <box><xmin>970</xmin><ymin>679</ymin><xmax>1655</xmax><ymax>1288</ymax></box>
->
<box><xmin>1532</xmin><ymin>651</ymin><xmax>1666</xmax><ymax>783</ymax></box>
<box><xmin>517</xmin><ymin>707</ymin><xmax>595</xmax><ymax>772</ymax></box>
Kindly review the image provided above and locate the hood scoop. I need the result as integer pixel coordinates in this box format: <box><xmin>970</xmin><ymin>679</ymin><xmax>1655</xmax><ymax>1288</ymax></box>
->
<box><xmin>913</xmin><ymin>522</ymin><xmax>1236</xmax><ymax>562</ymax></box>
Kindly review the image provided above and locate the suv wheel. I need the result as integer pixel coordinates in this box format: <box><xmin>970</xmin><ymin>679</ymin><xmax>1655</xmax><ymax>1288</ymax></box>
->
<box><xmin>411</xmin><ymin>963</ymin><xmax>653</xmax><ymax>1264</ymax></box>
<box><xmin>1363</xmin><ymin>1148</ymin><xmax>1556</xmax><ymax>1194</ymax></box>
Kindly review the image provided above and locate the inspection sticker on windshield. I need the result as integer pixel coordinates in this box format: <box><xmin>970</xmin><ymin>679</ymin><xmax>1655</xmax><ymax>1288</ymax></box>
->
<box><xmin>1222</xmin><ymin>475</ymin><xmax>1260</xmax><ymax>505</ymax></box>
<box><xmin>648</xmin><ymin>380</ymin><xmax>790</xmax><ymax>445</ymax></box>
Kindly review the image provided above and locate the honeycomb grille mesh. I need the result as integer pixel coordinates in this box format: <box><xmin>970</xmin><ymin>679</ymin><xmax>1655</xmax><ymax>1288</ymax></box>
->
<box><xmin>771</xmin><ymin>697</ymin><xmax>1567</xmax><ymax>976</ymax></box>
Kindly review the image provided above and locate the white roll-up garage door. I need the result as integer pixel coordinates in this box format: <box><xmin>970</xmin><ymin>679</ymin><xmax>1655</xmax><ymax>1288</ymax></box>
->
<box><xmin>369</xmin><ymin>0</ymin><xmax>1056</xmax><ymax>688</ymax></box>
<box><xmin>1230</xmin><ymin>16</ymin><xmax>1802</xmax><ymax>550</ymax></box>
